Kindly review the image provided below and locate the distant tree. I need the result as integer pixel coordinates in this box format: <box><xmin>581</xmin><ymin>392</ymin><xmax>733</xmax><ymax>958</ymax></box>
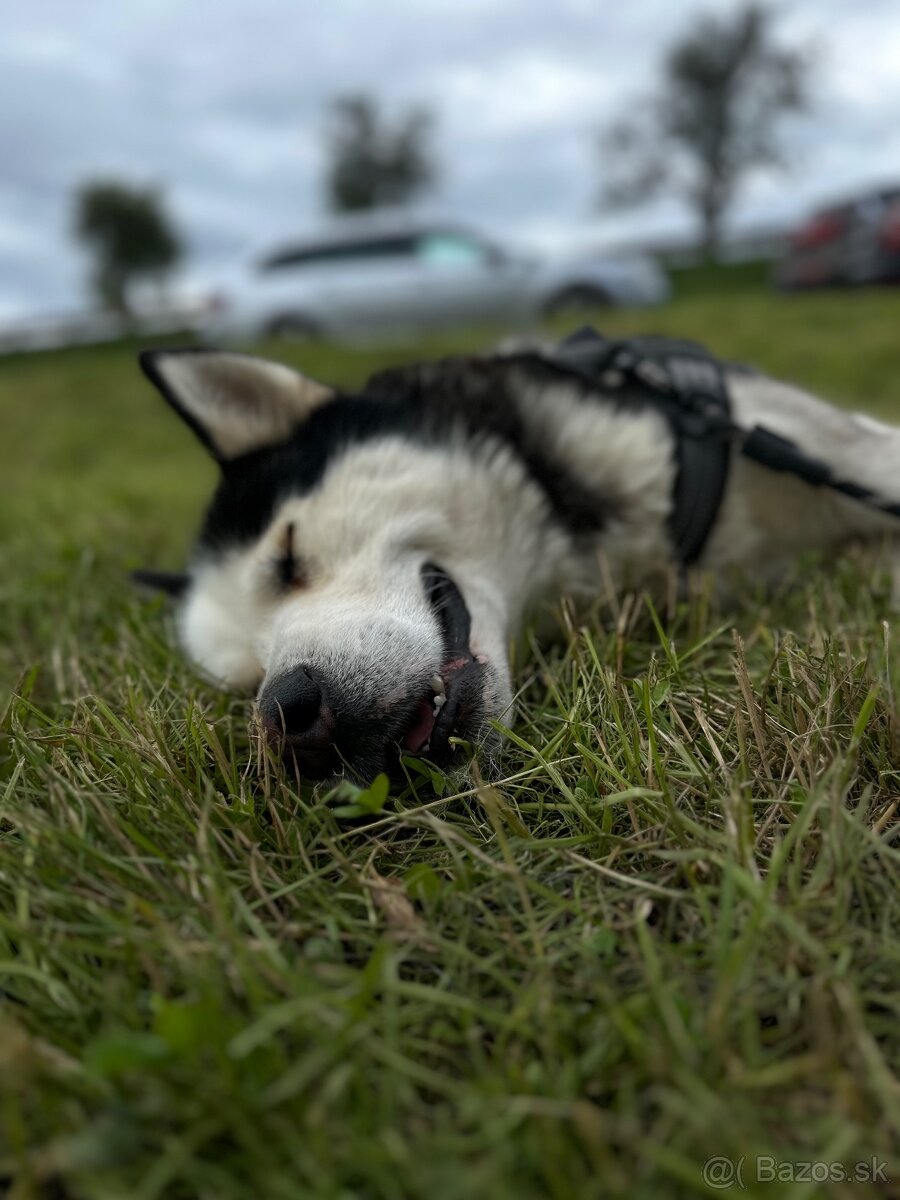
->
<box><xmin>73</xmin><ymin>181</ymin><xmax>182</xmax><ymax>313</ymax></box>
<box><xmin>598</xmin><ymin>4</ymin><xmax>811</xmax><ymax>258</ymax></box>
<box><xmin>324</xmin><ymin>95</ymin><xmax>436</xmax><ymax>212</ymax></box>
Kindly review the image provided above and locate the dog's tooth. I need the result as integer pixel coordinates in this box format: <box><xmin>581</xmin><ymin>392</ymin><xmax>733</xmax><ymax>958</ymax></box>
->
<box><xmin>430</xmin><ymin>674</ymin><xmax>445</xmax><ymax>696</ymax></box>
<box><xmin>422</xmin><ymin>740</ymin><xmax>431</xmax><ymax>752</ymax></box>
<box><xmin>433</xmin><ymin>693</ymin><xmax>446</xmax><ymax>711</ymax></box>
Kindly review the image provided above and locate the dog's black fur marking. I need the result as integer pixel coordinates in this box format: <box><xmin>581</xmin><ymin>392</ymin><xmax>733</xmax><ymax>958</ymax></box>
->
<box><xmin>131</xmin><ymin>568</ymin><xmax>191</xmax><ymax>597</ymax></box>
<box><xmin>195</xmin><ymin>355</ymin><xmax>617</xmax><ymax>555</ymax></box>
<box><xmin>367</xmin><ymin>357</ymin><xmax>616</xmax><ymax>536</ymax></box>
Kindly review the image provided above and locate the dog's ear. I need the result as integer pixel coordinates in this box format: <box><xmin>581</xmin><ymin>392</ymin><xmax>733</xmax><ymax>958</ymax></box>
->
<box><xmin>139</xmin><ymin>348</ymin><xmax>334</xmax><ymax>462</ymax></box>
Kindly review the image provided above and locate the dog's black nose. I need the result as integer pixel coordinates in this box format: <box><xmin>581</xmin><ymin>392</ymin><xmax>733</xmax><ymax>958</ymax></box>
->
<box><xmin>259</xmin><ymin>667</ymin><xmax>327</xmax><ymax>740</ymax></box>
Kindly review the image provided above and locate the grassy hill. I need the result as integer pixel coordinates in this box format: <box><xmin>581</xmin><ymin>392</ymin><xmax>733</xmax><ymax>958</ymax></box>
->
<box><xmin>2</xmin><ymin>284</ymin><xmax>900</xmax><ymax>1198</ymax></box>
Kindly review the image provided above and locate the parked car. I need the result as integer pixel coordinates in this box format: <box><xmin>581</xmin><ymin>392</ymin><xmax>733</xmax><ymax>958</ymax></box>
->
<box><xmin>203</xmin><ymin>214</ymin><xmax>670</xmax><ymax>342</ymax></box>
<box><xmin>775</xmin><ymin>187</ymin><xmax>900</xmax><ymax>290</ymax></box>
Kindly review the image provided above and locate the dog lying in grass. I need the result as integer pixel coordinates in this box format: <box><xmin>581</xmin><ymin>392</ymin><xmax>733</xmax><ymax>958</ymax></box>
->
<box><xmin>136</xmin><ymin>332</ymin><xmax>899</xmax><ymax>780</ymax></box>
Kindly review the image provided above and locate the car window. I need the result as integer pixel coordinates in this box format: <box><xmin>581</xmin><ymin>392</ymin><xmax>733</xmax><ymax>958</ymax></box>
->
<box><xmin>260</xmin><ymin>236</ymin><xmax>416</xmax><ymax>273</ymax></box>
<box><xmin>416</xmin><ymin>234</ymin><xmax>487</xmax><ymax>267</ymax></box>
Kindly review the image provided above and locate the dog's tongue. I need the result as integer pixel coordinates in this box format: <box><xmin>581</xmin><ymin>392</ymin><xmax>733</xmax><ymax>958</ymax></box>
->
<box><xmin>402</xmin><ymin>697</ymin><xmax>437</xmax><ymax>752</ymax></box>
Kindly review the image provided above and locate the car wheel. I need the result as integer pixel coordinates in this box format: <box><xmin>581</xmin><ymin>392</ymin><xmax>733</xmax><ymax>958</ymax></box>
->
<box><xmin>265</xmin><ymin>313</ymin><xmax>321</xmax><ymax>342</ymax></box>
<box><xmin>544</xmin><ymin>285</ymin><xmax>611</xmax><ymax>319</ymax></box>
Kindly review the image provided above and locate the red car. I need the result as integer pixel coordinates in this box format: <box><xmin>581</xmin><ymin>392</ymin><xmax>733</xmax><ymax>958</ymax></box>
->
<box><xmin>776</xmin><ymin>187</ymin><xmax>900</xmax><ymax>290</ymax></box>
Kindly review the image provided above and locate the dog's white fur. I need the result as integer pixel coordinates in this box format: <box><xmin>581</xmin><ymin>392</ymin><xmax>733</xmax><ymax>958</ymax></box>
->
<box><xmin>145</xmin><ymin>348</ymin><xmax>900</xmax><ymax>769</ymax></box>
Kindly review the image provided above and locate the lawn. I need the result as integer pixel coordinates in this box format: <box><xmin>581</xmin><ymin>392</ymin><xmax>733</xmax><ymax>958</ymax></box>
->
<box><xmin>3</xmin><ymin>283</ymin><xmax>900</xmax><ymax>1199</ymax></box>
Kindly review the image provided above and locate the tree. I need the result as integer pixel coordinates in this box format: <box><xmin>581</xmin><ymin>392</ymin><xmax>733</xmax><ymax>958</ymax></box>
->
<box><xmin>598</xmin><ymin>4</ymin><xmax>810</xmax><ymax>258</ymax></box>
<box><xmin>324</xmin><ymin>95</ymin><xmax>436</xmax><ymax>212</ymax></box>
<box><xmin>74</xmin><ymin>181</ymin><xmax>182</xmax><ymax>313</ymax></box>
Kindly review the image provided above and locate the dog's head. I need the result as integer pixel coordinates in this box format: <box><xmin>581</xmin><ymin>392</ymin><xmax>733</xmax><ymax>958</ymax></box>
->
<box><xmin>137</xmin><ymin>349</ymin><xmax>519</xmax><ymax>780</ymax></box>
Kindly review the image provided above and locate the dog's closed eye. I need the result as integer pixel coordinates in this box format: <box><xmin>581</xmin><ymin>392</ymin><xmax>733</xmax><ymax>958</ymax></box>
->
<box><xmin>274</xmin><ymin>522</ymin><xmax>308</xmax><ymax>590</ymax></box>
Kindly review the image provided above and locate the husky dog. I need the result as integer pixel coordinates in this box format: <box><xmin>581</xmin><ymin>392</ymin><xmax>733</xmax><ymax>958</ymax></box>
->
<box><xmin>137</xmin><ymin>336</ymin><xmax>899</xmax><ymax>780</ymax></box>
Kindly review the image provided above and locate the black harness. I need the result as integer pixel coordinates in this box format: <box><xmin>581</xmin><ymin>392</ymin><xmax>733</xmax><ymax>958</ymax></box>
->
<box><xmin>549</xmin><ymin>326</ymin><xmax>900</xmax><ymax>566</ymax></box>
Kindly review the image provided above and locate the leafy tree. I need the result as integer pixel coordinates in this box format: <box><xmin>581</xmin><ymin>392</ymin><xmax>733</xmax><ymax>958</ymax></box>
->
<box><xmin>599</xmin><ymin>4</ymin><xmax>810</xmax><ymax>257</ymax></box>
<box><xmin>324</xmin><ymin>95</ymin><xmax>436</xmax><ymax>212</ymax></box>
<box><xmin>74</xmin><ymin>181</ymin><xmax>182</xmax><ymax>313</ymax></box>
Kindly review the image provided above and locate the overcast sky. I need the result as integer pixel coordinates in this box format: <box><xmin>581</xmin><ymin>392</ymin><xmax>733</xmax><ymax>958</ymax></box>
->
<box><xmin>3</xmin><ymin>0</ymin><xmax>900</xmax><ymax>319</ymax></box>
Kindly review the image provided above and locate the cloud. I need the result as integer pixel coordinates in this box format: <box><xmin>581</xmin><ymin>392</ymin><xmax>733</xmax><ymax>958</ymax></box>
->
<box><xmin>1</xmin><ymin>0</ymin><xmax>899</xmax><ymax>316</ymax></box>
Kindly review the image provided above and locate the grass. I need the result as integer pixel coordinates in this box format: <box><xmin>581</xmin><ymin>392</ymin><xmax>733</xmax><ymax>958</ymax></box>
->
<box><xmin>3</xmin><ymin>281</ymin><xmax>900</xmax><ymax>1198</ymax></box>
<box><xmin>666</xmin><ymin>256</ymin><xmax>775</xmax><ymax>300</ymax></box>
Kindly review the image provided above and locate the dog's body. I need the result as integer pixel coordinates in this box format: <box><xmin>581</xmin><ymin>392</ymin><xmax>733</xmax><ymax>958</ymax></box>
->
<box><xmin>138</xmin><ymin>337</ymin><xmax>900</xmax><ymax>779</ymax></box>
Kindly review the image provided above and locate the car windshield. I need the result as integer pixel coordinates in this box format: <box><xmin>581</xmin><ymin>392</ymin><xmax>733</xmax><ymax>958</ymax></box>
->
<box><xmin>416</xmin><ymin>233</ymin><xmax>488</xmax><ymax>266</ymax></box>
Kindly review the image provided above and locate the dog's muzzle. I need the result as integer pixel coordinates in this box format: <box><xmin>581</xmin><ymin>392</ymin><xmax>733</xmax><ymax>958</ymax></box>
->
<box><xmin>257</xmin><ymin>563</ymin><xmax>486</xmax><ymax>779</ymax></box>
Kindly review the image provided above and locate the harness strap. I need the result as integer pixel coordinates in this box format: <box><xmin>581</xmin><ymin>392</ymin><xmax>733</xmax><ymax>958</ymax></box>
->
<box><xmin>549</xmin><ymin>326</ymin><xmax>900</xmax><ymax>565</ymax></box>
<box><xmin>741</xmin><ymin>424</ymin><xmax>900</xmax><ymax>520</ymax></box>
<box><xmin>551</xmin><ymin>327</ymin><xmax>734</xmax><ymax>565</ymax></box>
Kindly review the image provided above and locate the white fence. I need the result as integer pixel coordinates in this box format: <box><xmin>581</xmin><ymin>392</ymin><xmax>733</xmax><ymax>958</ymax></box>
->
<box><xmin>0</xmin><ymin>302</ymin><xmax>211</xmax><ymax>356</ymax></box>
